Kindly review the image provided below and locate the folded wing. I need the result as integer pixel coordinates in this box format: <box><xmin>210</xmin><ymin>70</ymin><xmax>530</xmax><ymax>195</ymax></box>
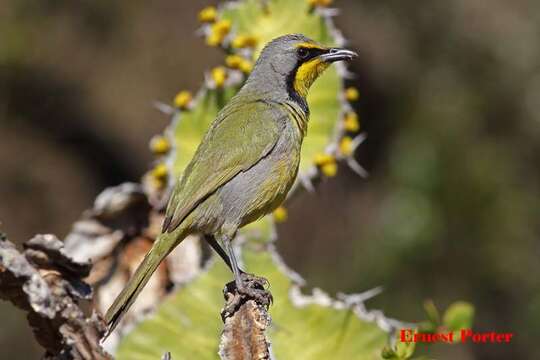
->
<box><xmin>162</xmin><ymin>99</ymin><xmax>283</xmax><ymax>233</ymax></box>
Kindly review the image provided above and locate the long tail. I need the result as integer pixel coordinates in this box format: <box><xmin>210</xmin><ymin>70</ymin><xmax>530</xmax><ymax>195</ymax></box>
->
<box><xmin>104</xmin><ymin>231</ymin><xmax>183</xmax><ymax>337</ymax></box>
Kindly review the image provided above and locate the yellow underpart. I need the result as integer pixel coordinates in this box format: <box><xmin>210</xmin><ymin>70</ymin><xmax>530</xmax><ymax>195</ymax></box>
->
<box><xmin>293</xmin><ymin>58</ymin><xmax>330</xmax><ymax>98</ymax></box>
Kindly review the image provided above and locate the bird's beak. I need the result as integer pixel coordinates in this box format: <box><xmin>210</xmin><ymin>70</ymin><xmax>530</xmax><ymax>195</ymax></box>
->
<box><xmin>319</xmin><ymin>48</ymin><xmax>358</xmax><ymax>63</ymax></box>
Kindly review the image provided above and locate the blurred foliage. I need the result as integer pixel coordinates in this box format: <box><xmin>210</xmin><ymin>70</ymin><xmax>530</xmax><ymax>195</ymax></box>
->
<box><xmin>382</xmin><ymin>341</ymin><xmax>416</xmax><ymax>360</ymax></box>
<box><xmin>420</xmin><ymin>300</ymin><xmax>474</xmax><ymax>343</ymax></box>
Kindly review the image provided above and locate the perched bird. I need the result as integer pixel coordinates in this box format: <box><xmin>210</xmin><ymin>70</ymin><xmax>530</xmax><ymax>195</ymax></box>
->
<box><xmin>105</xmin><ymin>33</ymin><xmax>356</xmax><ymax>334</ymax></box>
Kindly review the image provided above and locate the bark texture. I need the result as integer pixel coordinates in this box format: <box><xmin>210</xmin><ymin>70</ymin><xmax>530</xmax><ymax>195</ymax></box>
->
<box><xmin>0</xmin><ymin>232</ymin><xmax>111</xmax><ymax>359</ymax></box>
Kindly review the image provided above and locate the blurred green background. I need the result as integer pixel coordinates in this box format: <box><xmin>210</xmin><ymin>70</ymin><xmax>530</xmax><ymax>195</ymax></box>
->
<box><xmin>1</xmin><ymin>1</ymin><xmax>538</xmax><ymax>359</ymax></box>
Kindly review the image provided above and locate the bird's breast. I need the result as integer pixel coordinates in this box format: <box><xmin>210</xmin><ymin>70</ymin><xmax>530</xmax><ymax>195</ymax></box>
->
<box><xmin>216</xmin><ymin>122</ymin><xmax>302</xmax><ymax>227</ymax></box>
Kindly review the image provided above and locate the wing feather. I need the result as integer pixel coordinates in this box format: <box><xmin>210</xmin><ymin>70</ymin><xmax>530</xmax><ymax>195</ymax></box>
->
<box><xmin>162</xmin><ymin>100</ymin><xmax>283</xmax><ymax>233</ymax></box>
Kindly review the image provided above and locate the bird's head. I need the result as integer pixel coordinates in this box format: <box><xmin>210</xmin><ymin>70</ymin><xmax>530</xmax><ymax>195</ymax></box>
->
<box><xmin>245</xmin><ymin>34</ymin><xmax>357</xmax><ymax>101</ymax></box>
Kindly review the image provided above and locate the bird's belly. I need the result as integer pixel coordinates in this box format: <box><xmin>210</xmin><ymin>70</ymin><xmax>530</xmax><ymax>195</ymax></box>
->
<box><xmin>217</xmin><ymin>142</ymin><xmax>300</xmax><ymax>228</ymax></box>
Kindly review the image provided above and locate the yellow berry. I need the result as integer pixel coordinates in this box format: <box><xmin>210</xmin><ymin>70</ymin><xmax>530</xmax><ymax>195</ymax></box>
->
<box><xmin>198</xmin><ymin>6</ymin><xmax>217</xmax><ymax>23</ymax></box>
<box><xmin>151</xmin><ymin>163</ymin><xmax>168</xmax><ymax>181</ymax></box>
<box><xmin>211</xmin><ymin>66</ymin><xmax>227</xmax><ymax>88</ymax></box>
<box><xmin>339</xmin><ymin>136</ymin><xmax>354</xmax><ymax>156</ymax></box>
<box><xmin>273</xmin><ymin>206</ymin><xmax>288</xmax><ymax>222</ymax></box>
<box><xmin>345</xmin><ymin>87</ymin><xmax>360</xmax><ymax>101</ymax></box>
<box><xmin>321</xmin><ymin>162</ymin><xmax>338</xmax><ymax>177</ymax></box>
<box><xmin>173</xmin><ymin>90</ymin><xmax>192</xmax><ymax>109</ymax></box>
<box><xmin>206</xmin><ymin>19</ymin><xmax>231</xmax><ymax>46</ymax></box>
<box><xmin>231</xmin><ymin>34</ymin><xmax>258</xmax><ymax>48</ymax></box>
<box><xmin>343</xmin><ymin>112</ymin><xmax>360</xmax><ymax>132</ymax></box>
<box><xmin>149</xmin><ymin>135</ymin><xmax>171</xmax><ymax>155</ymax></box>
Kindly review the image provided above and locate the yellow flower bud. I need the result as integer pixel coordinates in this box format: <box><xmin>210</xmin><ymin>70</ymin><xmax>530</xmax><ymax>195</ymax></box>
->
<box><xmin>149</xmin><ymin>135</ymin><xmax>171</xmax><ymax>155</ymax></box>
<box><xmin>150</xmin><ymin>176</ymin><xmax>166</xmax><ymax>190</ymax></box>
<box><xmin>225</xmin><ymin>55</ymin><xmax>253</xmax><ymax>74</ymax></box>
<box><xmin>345</xmin><ymin>86</ymin><xmax>360</xmax><ymax>101</ymax></box>
<box><xmin>173</xmin><ymin>90</ymin><xmax>192</xmax><ymax>109</ymax></box>
<box><xmin>339</xmin><ymin>136</ymin><xmax>354</xmax><ymax>156</ymax></box>
<box><xmin>198</xmin><ymin>6</ymin><xmax>217</xmax><ymax>23</ymax></box>
<box><xmin>343</xmin><ymin>111</ymin><xmax>360</xmax><ymax>132</ymax></box>
<box><xmin>211</xmin><ymin>66</ymin><xmax>227</xmax><ymax>88</ymax></box>
<box><xmin>239</xmin><ymin>60</ymin><xmax>253</xmax><ymax>74</ymax></box>
<box><xmin>151</xmin><ymin>163</ymin><xmax>168</xmax><ymax>181</ymax></box>
<box><xmin>225</xmin><ymin>55</ymin><xmax>244</xmax><ymax>68</ymax></box>
<box><xmin>321</xmin><ymin>162</ymin><xmax>338</xmax><ymax>177</ymax></box>
<box><xmin>214</xmin><ymin>19</ymin><xmax>231</xmax><ymax>35</ymax></box>
<box><xmin>273</xmin><ymin>206</ymin><xmax>288</xmax><ymax>222</ymax></box>
<box><xmin>314</xmin><ymin>152</ymin><xmax>335</xmax><ymax>166</ymax></box>
<box><xmin>231</xmin><ymin>34</ymin><xmax>258</xmax><ymax>48</ymax></box>
<box><xmin>206</xmin><ymin>19</ymin><xmax>231</xmax><ymax>46</ymax></box>
<box><xmin>206</xmin><ymin>33</ymin><xmax>221</xmax><ymax>47</ymax></box>
<box><xmin>314</xmin><ymin>153</ymin><xmax>338</xmax><ymax>177</ymax></box>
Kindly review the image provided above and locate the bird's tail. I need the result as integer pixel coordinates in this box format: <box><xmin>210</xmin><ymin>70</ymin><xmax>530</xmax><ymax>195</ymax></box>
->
<box><xmin>103</xmin><ymin>230</ymin><xmax>185</xmax><ymax>337</ymax></box>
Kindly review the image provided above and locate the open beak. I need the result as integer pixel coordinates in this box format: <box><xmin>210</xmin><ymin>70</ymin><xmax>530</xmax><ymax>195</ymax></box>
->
<box><xmin>320</xmin><ymin>48</ymin><xmax>358</xmax><ymax>63</ymax></box>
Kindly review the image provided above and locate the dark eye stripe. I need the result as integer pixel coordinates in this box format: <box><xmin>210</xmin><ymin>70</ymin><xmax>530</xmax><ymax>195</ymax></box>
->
<box><xmin>297</xmin><ymin>47</ymin><xmax>325</xmax><ymax>62</ymax></box>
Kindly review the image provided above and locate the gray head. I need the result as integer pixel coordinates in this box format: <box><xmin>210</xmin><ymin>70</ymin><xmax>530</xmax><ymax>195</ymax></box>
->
<box><xmin>241</xmin><ymin>34</ymin><xmax>357</xmax><ymax>102</ymax></box>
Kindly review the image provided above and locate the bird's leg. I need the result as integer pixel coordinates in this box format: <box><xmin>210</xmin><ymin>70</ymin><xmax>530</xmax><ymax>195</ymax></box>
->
<box><xmin>205</xmin><ymin>235</ymin><xmax>269</xmax><ymax>289</ymax></box>
<box><xmin>225</xmin><ymin>238</ymin><xmax>270</xmax><ymax>293</ymax></box>
<box><xmin>220</xmin><ymin>235</ymin><xmax>272</xmax><ymax>318</ymax></box>
<box><xmin>224</xmin><ymin>237</ymin><xmax>244</xmax><ymax>289</ymax></box>
<box><xmin>203</xmin><ymin>234</ymin><xmax>233</xmax><ymax>271</ymax></box>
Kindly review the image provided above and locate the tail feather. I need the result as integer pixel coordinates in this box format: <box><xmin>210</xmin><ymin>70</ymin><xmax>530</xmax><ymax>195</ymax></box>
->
<box><xmin>104</xmin><ymin>233</ymin><xmax>180</xmax><ymax>337</ymax></box>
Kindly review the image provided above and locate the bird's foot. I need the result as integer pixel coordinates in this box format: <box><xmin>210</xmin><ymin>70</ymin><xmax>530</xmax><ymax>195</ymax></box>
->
<box><xmin>239</xmin><ymin>272</ymin><xmax>270</xmax><ymax>291</ymax></box>
<box><xmin>221</xmin><ymin>273</ymin><xmax>273</xmax><ymax>321</ymax></box>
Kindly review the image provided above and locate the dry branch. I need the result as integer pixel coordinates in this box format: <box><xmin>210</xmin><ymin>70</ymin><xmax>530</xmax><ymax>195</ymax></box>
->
<box><xmin>219</xmin><ymin>297</ymin><xmax>271</xmax><ymax>360</ymax></box>
<box><xmin>0</xmin><ymin>232</ymin><xmax>110</xmax><ymax>360</ymax></box>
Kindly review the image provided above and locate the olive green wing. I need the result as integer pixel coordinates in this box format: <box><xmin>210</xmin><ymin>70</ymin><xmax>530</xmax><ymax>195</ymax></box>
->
<box><xmin>162</xmin><ymin>100</ymin><xmax>284</xmax><ymax>233</ymax></box>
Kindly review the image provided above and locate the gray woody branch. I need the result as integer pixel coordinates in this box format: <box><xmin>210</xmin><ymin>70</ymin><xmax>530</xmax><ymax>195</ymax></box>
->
<box><xmin>0</xmin><ymin>232</ymin><xmax>111</xmax><ymax>360</ymax></box>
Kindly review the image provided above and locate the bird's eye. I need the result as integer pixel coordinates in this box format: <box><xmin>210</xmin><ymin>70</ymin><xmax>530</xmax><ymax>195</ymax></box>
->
<box><xmin>297</xmin><ymin>47</ymin><xmax>309</xmax><ymax>59</ymax></box>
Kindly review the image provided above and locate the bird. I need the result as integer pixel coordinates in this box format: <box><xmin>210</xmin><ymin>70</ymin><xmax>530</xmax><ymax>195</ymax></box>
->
<box><xmin>104</xmin><ymin>33</ymin><xmax>357</xmax><ymax>335</ymax></box>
